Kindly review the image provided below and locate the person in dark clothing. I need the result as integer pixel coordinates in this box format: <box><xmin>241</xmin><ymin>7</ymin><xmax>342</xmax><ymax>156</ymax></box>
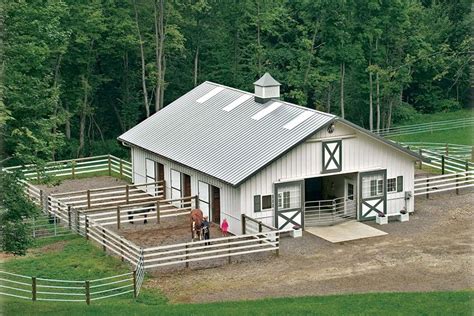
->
<box><xmin>201</xmin><ymin>216</ymin><xmax>210</xmax><ymax>245</ymax></box>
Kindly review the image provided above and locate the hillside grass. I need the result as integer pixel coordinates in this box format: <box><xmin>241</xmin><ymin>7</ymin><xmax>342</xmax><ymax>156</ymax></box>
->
<box><xmin>1</xmin><ymin>236</ymin><xmax>472</xmax><ymax>315</ymax></box>
<box><xmin>389</xmin><ymin>109</ymin><xmax>474</xmax><ymax>145</ymax></box>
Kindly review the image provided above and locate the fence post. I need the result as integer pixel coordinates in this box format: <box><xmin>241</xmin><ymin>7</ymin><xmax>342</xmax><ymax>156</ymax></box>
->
<box><xmin>419</xmin><ymin>149</ymin><xmax>423</xmax><ymax>169</ymax></box>
<box><xmin>102</xmin><ymin>228</ymin><xmax>106</xmax><ymax>251</ymax></box>
<box><xmin>85</xmin><ymin>281</ymin><xmax>90</xmax><ymax>305</ymax></box>
<box><xmin>68</xmin><ymin>206</ymin><xmax>72</xmax><ymax>229</ymax></box>
<box><xmin>276</xmin><ymin>232</ymin><xmax>280</xmax><ymax>257</ymax></box>
<box><xmin>156</xmin><ymin>201</ymin><xmax>160</xmax><ymax>224</ymax></box>
<box><xmin>120</xmin><ymin>237</ymin><xmax>124</xmax><ymax>262</ymax></box>
<box><xmin>39</xmin><ymin>189</ymin><xmax>44</xmax><ymax>211</ymax></box>
<box><xmin>258</xmin><ymin>222</ymin><xmax>263</xmax><ymax>244</ymax></box>
<box><xmin>76</xmin><ymin>210</ymin><xmax>80</xmax><ymax>233</ymax></box>
<box><xmin>85</xmin><ymin>216</ymin><xmax>89</xmax><ymax>240</ymax></box>
<box><xmin>116</xmin><ymin>205</ymin><xmax>121</xmax><ymax>230</ymax></box>
<box><xmin>87</xmin><ymin>190</ymin><xmax>91</xmax><ymax>209</ymax></box>
<box><xmin>53</xmin><ymin>213</ymin><xmax>57</xmax><ymax>236</ymax></box>
<box><xmin>31</xmin><ymin>277</ymin><xmax>37</xmax><ymax>301</ymax></box>
<box><xmin>107</xmin><ymin>155</ymin><xmax>112</xmax><ymax>176</ymax></box>
<box><xmin>471</xmin><ymin>146</ymin><xmax>474</xmax><ymax>162</ymax></box>
<box><xmin>441</xmin><ymin>155</ymin><xmax>445</xmax><ymax>175</ymax></box>
<box><xmin>466</xmin><ymin>161</ymin><xmax>469</xmax><ymax>172</ymax></box>
<box><xmin>132</xmin><ymin>270</ymin><xmax>137</xmax><ymax>298</ymax></box>
<box><xmin>426</xmin><ymin>178</ymin><xmax>430</xmax><ymax>199</ymax></box>
<box><xmin>455</xmin><ymin>174</ymin><xmax>459</xmax><ymax>195</ymax></box>
<box><xmin>162</xmin><ymin>180</ymin><xmax>166</xmax><ymax>199</ymax></box>
<box><xmin>241</xmin><ymin>214</ymin><xmax>246</xmax><ymax>235</ymax></box>
<box><xmin>32</xmin><ymin>217</ymin><xmax>36</xmax><ymax>238</ymax></box>
<box><xmin>227</xmin><ymin>239</ymin><xmax>231</xmax><ymax>264</ymax></box>
<box><xmin>194</xmin><ymin>195</ymin><xmax>199</xmax><ymax>209</ymax></box>
<box><xmin>125</xmin><ymin>185</ymin><xmax>130</xmax><ymax>204</ymax></box>
<box><xmin>72</xmin><ymin>160</ymin><xmax>76</xmax><ymax>179</ymax></box>
<box><xmin>119</xmin><ymin>159</ymin><xmax>123</xmax><ymax>177</ymax></box>
<box><xmin>185</xmin><ymin>244</ymin><xmax>189</xmax><ymax>268</ymax></box>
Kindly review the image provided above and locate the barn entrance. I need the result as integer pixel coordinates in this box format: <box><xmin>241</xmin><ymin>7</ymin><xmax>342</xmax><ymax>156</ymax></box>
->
<box><xmin>211</xmin><ymin>186</ymin><xmax>221</xmax><ymax>224</ymax></box>
<box><xmin>304</xmin><ymin>172</ymin><xmax>358</xmax><ymax>227</ymax></box>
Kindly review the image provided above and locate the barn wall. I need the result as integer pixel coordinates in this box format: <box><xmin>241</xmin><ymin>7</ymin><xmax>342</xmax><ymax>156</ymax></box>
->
<box><xmin>131</xmin><ymin>147</ymin><xmax>242</xmax><ymax>234</ymax></box>
<box><xmin>240</xmin><ymin>121</ymin><xmax>415</xmax><ymax>226</ymax></box>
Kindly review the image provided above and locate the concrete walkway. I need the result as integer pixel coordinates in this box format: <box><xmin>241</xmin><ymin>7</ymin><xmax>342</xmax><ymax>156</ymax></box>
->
<box><xmin>305</xmin><ymin>220</ymin><xmax>387</xmax><ymax>243</ymax></box>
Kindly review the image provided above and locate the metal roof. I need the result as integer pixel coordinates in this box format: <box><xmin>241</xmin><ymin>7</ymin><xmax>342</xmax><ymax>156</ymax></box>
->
<box><xmin>118</xmin><ymin>81</ymin><xmax>335</xmax><ymax>186</ymax></box>
<box><xmin>253</xmin><ymin>72</ymin><xmax>281</xmax><ymax>86</ymax></box>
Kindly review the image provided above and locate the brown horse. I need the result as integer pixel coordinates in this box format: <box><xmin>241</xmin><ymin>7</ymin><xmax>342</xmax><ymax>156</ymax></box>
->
<box><xmin>190</xmin><ymin>208</ymin><xmax>203</xmax><ymax>241</ymax></box>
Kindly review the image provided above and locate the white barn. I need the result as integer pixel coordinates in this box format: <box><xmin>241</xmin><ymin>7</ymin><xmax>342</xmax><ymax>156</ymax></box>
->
<box><xmin>118</xmin><ymin>73</ymin><xmax>422</xmax><ymax>235</ymax></box>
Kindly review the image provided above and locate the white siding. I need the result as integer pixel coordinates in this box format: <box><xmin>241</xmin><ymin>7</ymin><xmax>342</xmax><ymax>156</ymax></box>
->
<box><xmin>240</xmin><ymin>121</ymin><xmax>416</xmax><ymax>224</ymax></box>
<box><xmin>131</xmin><ymin>148</ymin><xmax>242</xmax><ymax>234</ymax></box>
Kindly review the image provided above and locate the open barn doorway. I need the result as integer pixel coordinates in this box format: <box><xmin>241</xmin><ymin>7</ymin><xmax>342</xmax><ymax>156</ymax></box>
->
<box><xmin>304</xmin><ymin>172</ymin><xmax>358</xmax><ymax>227</ymax></box>
<box><xmin>211</xmin><ymin>186</ymin><xmax>221</xmax><ymax>225</ymax></box>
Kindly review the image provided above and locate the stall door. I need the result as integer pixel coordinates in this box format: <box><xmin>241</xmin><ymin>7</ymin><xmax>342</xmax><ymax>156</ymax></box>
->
<box><xmin>145</xmin><ymin>159</ymin><xmax>157</xmax><ymax>196</ymax></box>
<box><xmin>275</xmin><ymin>181</ymin><xmax>303</xmax><ymax>229</ymax></box>
<box><xmin>359</xmin><ymin>170</ymin><xmax>387</xmax><ymax>220</ymax></box>
<box><xmin>344</xmin><ymin>178</ymin><xmax>356</xmax><ymax>216</ymax></box>
<box><xmin>211</xmin><ymin>186</ymin><xmax>221</xmax><ymax>224</ymax></box>
<box><xmin>198</xmin><ymin>181</ymin><xmax>210</xmax><ymax>218</ymax></box>
<box><xmin>170</xmin><ymin>169</ymin><xmax>182</xmax><ymax>206</ymax></box>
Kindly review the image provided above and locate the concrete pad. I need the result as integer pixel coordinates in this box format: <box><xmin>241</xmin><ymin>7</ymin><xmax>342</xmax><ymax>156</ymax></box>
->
<box><xmin>305</xmin><ymin>220</ymin><xmax>387</xmax><ymax>243</ymax></box>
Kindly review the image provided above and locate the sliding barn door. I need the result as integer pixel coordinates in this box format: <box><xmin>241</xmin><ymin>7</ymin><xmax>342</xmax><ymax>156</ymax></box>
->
<box><xmin>275</xmin><ymin>181</ymin><xmax>304</xmax><ymax>229</ymax></box>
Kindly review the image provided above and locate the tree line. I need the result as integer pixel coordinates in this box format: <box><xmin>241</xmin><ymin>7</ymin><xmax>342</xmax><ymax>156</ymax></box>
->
<box><xmin>0</xmin><ymin>0</ymin><xmax>471</xmax><ymax>166</ymax></box>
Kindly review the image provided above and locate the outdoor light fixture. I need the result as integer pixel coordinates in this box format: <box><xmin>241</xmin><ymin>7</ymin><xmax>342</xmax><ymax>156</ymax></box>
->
<box><xmin>327</xmin><ymin>122</ymin><xmax>335</xmax><ymax>134</ymax></box>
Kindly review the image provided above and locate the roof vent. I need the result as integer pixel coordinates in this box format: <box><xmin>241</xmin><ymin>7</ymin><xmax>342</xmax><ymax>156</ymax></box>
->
<box><xmin>254</xmin><ymin>72</ymin><xmax>280</xmax><ymax>104</ymax></box>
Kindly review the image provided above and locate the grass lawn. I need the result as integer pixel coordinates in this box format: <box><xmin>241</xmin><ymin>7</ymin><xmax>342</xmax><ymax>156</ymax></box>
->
<box><xmin>1</xmin><ymin>236</ymin><xmax>472</xmax><ymax>315</ymax></box>
<box><xmin>389</xmin><ymin>109</ymin><xmax>474</xmax><ymax>145</ymax></box>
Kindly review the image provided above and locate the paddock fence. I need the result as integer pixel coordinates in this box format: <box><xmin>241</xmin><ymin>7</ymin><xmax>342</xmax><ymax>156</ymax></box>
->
<box><xmin>414</xmin><ymin>171</ymin><xmax>474</xmax><ymax>197</ymax></box>
<box><xmin>398</xmin><ymin>142</ymin><xmax>473</xmax><ymax>160</ymax></box>
<box><xmin>375</xmin><ymin>117</ymin><xmax>474</xmax><ymax>137</ymax></box>
<box><xmin>0</xmin><ymin>270</ymin><xmax>136</xmax><ymax>304</ymax></box>
<box><xmin>2</xmin><ymin>155</ymin><xmax>132</xmax><ymax>182</ymax></box>
<box><xmin>141</xmin><ymin>230</ymin><xmax>282</xmax><ymax>270</ymax></box>
<box><xmin>241</xmin><ymin>214</ymin><xmax>279</xmax><ymax>235</ymax></box>
<box><xmin>418</xmin><ymin>149</ymin><xmax>473</xmax><ymax>174</ymax></box>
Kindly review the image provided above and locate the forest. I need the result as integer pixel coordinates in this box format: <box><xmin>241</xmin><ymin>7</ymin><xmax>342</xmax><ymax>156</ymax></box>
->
<box><xmin>0</xmin><ymin>0</ymin><xmax>472</xmax><ymax>166</ymax></box>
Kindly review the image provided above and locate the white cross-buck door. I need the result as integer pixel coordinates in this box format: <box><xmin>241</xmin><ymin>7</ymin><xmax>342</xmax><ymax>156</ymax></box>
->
<box><xmin>359</xmin><ymin>170</ymin><xmax>387</xmax><ymax>220</ymax></box>
<box><xmin>322</xmin><ymin>140</ymin><xmax>342</xmax><ymax>173</ymax></box>
<box><xmin>274</xmin><ymin>181</ymin><xmax>303</xmax><ymax>229</ymax></box>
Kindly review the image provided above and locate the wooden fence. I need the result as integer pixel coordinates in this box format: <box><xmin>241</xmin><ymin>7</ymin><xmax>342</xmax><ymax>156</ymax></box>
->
<box><xmin>419</xmin><ymin>149</ymin><xmax>473</xmax><ymax>174</ymax></box>
<box><xmin>50</xmin><ymin>181</ymin><xmax>165</xmax><ymax>211</ymax></box>
<box><xmin>141</xmin><ymin>230</ymin><xmax>281</xmax><ymax>269</ymax></box>
<box><xmin>241</xmin><ymin>214</ymin><xmax>279</xmax><ymax>235</ymax></box>
<box><xmin>414</xmin><ymin>171</ymin><xmax>474</xmax><ymax>197</ymax></box>
<box><xmin>375</xmin><ymin>117</ymin><xmax>474</xmax><ymax>137</ymax></box>
<box><xmin>2</xmin><ymin>155</ymin><xmax>132</xmax><ymax>182</ymax></box>
<box><xmin>0</xmin><ymin>270</ymin><xmax>136</xmax><ymax>304</ymax></box>
<box><xmin>399</xmin><ymin>142</ymin><xmax>473</xmax><ymax>160</ymax></box>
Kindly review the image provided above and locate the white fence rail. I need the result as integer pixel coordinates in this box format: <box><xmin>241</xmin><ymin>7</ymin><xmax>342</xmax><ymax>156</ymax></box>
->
<box><xmin>2</xmin><ymin>155</ymin><xmax>132</xmax><ymax>182</ymax></box>
<box><xmin>376</xmin><ymin>117</ymin><xmax>474</xmax><ymax>137</ymax></box>
<box><xmin>414</xmin><ymin>171</ymin><xmax>474</xmax><ymax>197</ymax></box>
<box><xmin>398</xmin><ymin>142</ymin><xmax>473</xmax><ymax>160</ymax></box>
<box><xmin>419</xmin><ymin>149</ymin><xmax>473</xmax><ymax>174</ymax></box>
<box><xmin>0</xmin><ymin>270</ymin><xmax>135</xmax><ymax>304</ymax></box>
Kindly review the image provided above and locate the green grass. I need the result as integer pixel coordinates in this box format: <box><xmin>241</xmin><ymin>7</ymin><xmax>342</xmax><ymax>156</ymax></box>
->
<box><xmin>1</xmin><ymin>237</ymin><xmax>473</xmax><ymax>315</ymax></box>
<box><xmin>389</xmin><ymin>109</ymin><xmax>474</xmax><ymax>145</ymax></box>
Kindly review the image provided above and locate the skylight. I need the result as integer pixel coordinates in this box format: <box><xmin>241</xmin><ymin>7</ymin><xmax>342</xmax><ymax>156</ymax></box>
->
<box><xmin>196</xmin><ymin>87</ymin><xmax>225</xmax><ymax>103</ymax></box>
<box><xmin>222</xmin><ymin>94</ymin><xmax>252</xmax><ymax>112</ymax></box>
<box><xmin>251</xmin><ymin>102</ymin><xmax>282</xmax><ymax>120</ymax></box>
<box><xmin>283</xmin><ymin>111</ymin><xmax>314</xmax><ymax>130</ymax></box>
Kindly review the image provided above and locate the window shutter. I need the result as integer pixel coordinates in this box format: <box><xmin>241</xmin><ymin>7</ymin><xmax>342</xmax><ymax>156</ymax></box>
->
<box><xmin>397</xmin><ymin>176</ymin><xmax>403</xmax><ymax>192</ymax></box>
<box><xmin>254</xmin><ymin>195</ymin><xmax>261</xmax><ymax>212</ymax></box>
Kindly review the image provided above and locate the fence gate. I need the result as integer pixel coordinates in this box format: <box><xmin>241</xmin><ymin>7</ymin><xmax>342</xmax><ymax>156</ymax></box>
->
<box><xmin>274</xmin><ymin>181</ymin><xmax>303</xmax><ymax>229</ymax></box>
<box><xmin>359</xmin><ymin>170</ymin><xmax>387</xmax><ymax>220</ymax></box>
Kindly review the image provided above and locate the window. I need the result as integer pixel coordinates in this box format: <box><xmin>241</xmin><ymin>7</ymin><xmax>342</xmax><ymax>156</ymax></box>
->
<box><xmin>254</xmin><ymin>195</ymin><xmax>261</xmax><ymax>212</ymax></box>
<box><xmin>388</xmin><ymin>178</ymin><xmax>396</xmax><ymax>193</ymax></box>
<box><xmin>278</xmin><ymin>192</ymin><xmax>291</xmax><ymax>209</ymax></box>
<box><xmin>387</xmin><ymin>177</ymin><xmax>404</xmax><ymax>193</ymax></box>
<box><xmin>347</xmin><ymin>183</ymin><xmax>354</xmax><ymax>200</ymax></box>
<box><xmin>261</xmin><ymin>195</ymin><xmax>273</xmax><ymax>210</ymax></box>
<box><xmin>397</xmin><ymin>176</ymin><xmax>403</xmax><ymax>192</ymax></box>
<box><xmin>363</xmin><ymin>174</ymin><xmax>384</xmax><ymax>199</ymax></box>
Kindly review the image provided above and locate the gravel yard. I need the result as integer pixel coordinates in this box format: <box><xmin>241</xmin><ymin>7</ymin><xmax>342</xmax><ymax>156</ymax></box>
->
<box><xmin>36</xmin><ymin>176</ymin><xmax>128</xmax><ymax>196</ymax></box>
<box><xmin>146</xmin><ymin>189</ymin><xmax>473</xmax><ymax>303</ymax></box>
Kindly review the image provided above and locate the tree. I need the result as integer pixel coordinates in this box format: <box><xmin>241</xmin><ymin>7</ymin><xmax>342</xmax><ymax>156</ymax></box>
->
<box><xmin>0</xmin><ymin>171</ymin><xmax>40</xmax><ymax>255</ymax></box>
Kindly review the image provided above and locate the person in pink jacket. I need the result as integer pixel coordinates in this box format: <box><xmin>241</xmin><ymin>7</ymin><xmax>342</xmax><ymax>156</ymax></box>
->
<box><xmin>220</xmin><ymin>218</ymin><xmax>229</xmax><ymax>237</ymax></box>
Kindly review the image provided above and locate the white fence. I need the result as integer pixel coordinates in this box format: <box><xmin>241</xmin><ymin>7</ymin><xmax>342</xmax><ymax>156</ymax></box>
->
<box><xmin>419</xmin><ymin>149</ymin><xmax>473</xmax><ymax>174</ymax></box>
<box><xmin>414</xmin><ymin>171</ymin><xmax>474</xmax><ymax>197</ymax></box>
<box><xmin>376</xmin><ymin>117</ymin><xmax>474</xmax><ymax>137</ymax></box>
<box><xmin>399</xmin><ymin>142</ymin><xmax>473</xmax><ymax>160</ymax></box>
<box><xmin>2</xmin><ymin>155</ymin><xmax>132</xmax><ymax>182</ymax></box>
<box><xmin>0</xmin><ymin>270</ymin><xmax>136</xmax><ymax>304</ymax></box>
